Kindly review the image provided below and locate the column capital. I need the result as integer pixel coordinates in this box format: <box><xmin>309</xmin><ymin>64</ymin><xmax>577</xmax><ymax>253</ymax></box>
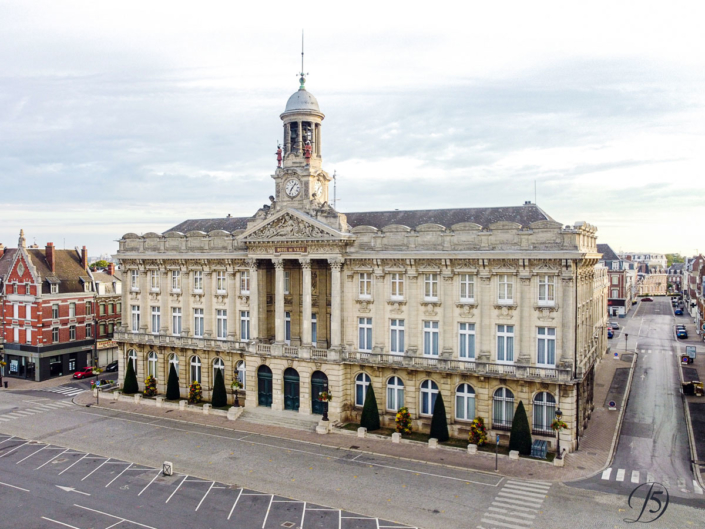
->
<box><xmin>299</xmin><ymin>257</ymin><xmax>312</xmax><ymax>270</ymax></box>
<box><xmin>245</xmin><ymin>258</ymin><xmax>259</xmax><ymax>271</ymax></box>
<box><xmin>272</xmin><ymin>258</ymin><xmax>285</xmax><ymax>270</ymax></box>
<box><xmin>328</xmin><ymin>257</ymin><xmax>344</xmax><ymax>271</ymax></box>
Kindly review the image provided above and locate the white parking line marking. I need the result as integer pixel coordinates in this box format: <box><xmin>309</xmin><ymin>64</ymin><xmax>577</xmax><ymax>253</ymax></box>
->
<box><xmin>81</xmin><ymin>457</ymin><xmax>111</xmax><ymax>481</ymax></box>
<box><xmin>0</xmin><ymin>481</ymin><xmax>30</xmax><ymax>492</ymax></box>
<box><xmin>105</xmin><ymin>463</ymin><xmax>133</xmax><ymax>487</ymax></box>
<box><xmin>491</xmin><ymin>502</ymin><xmax>539</xmax><ymax>513</ymax></box>
<box><xmin>138</xmin><ymin>470</ymin><xmax>162</xmax><ymax>497</ymax></box>
<box><xmin>261</xmin><ymin>494</ymin><xmax>274</xmax><ymax>528</ymax></box>
<box><xmin>59</xmin><ymin>453</ymin><xmax>89</xmax><ymax>475</ymax></box>
<box><xmin>481</xmin><ymin>518</ymin><xmax>528</xmax><ymax>529</ymax></box>
<box><xmin>194</xmin><ymin>481</ymin><xmax>216</xmax><ymax>512</ymax></box>
<box><xmin>166</xmin><ymin>475</ymin><xmax>188</xmax><ymax>503</ymax></box>
<box><xmin>41</xmin><ymin>517</ymin><xmax>79</xmax><ymax>529</ymax></box>
<box><xmin>74</xmin><ymin>504</ymin><xmax>157</xmax><ymax>529</ymax></box>
<box><xmin>300</xmin><ymin>502</ymin><xmax>307</xmax><ymax>529</ymax></box>
<box><xmin>16</xmin><ymin>444</ymin><xmax>48</xmax><ymax>464</ymax></box>
<box><xmin>601</xmin><ymin>468</ymin><xmax>612</xmax><ymax>480</ymax></box>
<box><xmin>616</xmin><ymin>469</ymin><xmax>625</xmax><ymax>482</ymax></box>
<box><xmin>631</xmin><ymin>471</ymin><xmax>640</xmax><ymax>483</ymax></box>
<box><xmin>227</xmin><ymin>488</ymin><xmax>243</xmax><ymax>520</ymax></box>
<box><xmin>0</xmin><ymin>441</ymin><xmax>31</xmax><ymax>458</ymax></box>
<box><xmin>0</xmin><ymin>436</ymin><xmax>15</xmax><ymax>444</ymax></box>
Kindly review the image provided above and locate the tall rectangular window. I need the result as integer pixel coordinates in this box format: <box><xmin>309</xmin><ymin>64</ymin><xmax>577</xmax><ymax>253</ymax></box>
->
<box><xmin>459</xmin><ymin>322</ymin><xmax>476</xmax><ymax>360</ymax></box>
<box><xmin>285</xmin><ymin>312</ymin><xmax>291</xmax><ymax>344</ymax></box>
<box><xmin>423</xmin><ymin>321</ymin><xmax>439</xmax><ymax>356</ymax></box>
<box><xmin>284</xmin><ymin>271</ymin><xmax>291</xmax><ymax>295</ymax></box>
<box><xmin>69</xmin><ymin>325</ymin><xmax>76</xmax><ymax>341</ymax></box>
<box><xmin>171</xmin><ymin>270</ymin><xmax>181</xmax><ymax>291</ymax></box>
<box><xmin>611</xmin><ymin>275</ymin><xmax>619</xmax><ymax>285</ymax></box>
<box><xmin>52</xmin><ymin>304</ymin><xmax>59</xmax><ymax>319</ymax></box>
<box><xmin>390</xmin><ymin>273</ymin><xmax>404</xmax><ymax>300</ymax></box>
<box><xmin>172</xmin><ymin>307</ymin><xmax>182</xmax><ymax>335</ymax></box>
<box><xmin>358</xmin><ymin>317</ymin><xmax>372</xmax><ymax>351</ymax></box>
<box><xmin>459</xmin><ymin>274</ymin><xmax>475</xmax><ymax>302</ymax></box>
<box><xmin>99</xmin><ymin>323</ymin><xmax>106</xmax><ymax>337</ymax></box>
<box><xmin>359</xmin><ymin>273</ymin><xmax>372</xmax><ymax>298</ymax></box>
<box><xmin>497</xmin><ymin>325</ymin><xmax>515</xmax><ymax>363</ymax></box>
<box><xmin>537</xmin><ymin>327</ymin><xmax>556</xmax><ymax>366</ymax></box>
<box><xmin>26</xmin><ymin>328</ymin><xmax>31</xmax><ymax>343</ymax></box>
<box><xmin>611</xmin><ymin>288</ymin><xmax>619</xmax><ymax>298</ymax></box>
<box><xmin>151</xmin><ymin>306</ymin><xmax>160</xmax><ymax>334</ymax></box>
<box><xmin>108</xmin><ymin>303</ymin><xmax>114</xmax><ymax>315</ymax></box>
<box><xmin>116</xmin><ymin>302</ymin><xmax>121</xmax><ymax>314</ymax></box>
<box><xmin>85</xmin><ymin>301</ymin><xmax>92</xmax><ymax>316</ymax></box>
<box><xmin>86</xmin><ymin>325</ymin><xmax>92</xmax><ymax>338</ymax></box>
<box><xmin>311</xmin><ymin>313</ymin><xmax>317</xmax><ymax>344</ymax></box>
<box><xmin>240</xmin><ymin>311</ymin><xmax>250</xmax><ymax>341</ymax></box>
<box><xmin>69</xmin><ymin>302</ymin><xmax>76</xmax><ymax>318</ymax></box>
<box><xmin>25</xmin><ymin>283</ymin><xmax>31</xmax><ymax>295</ymax></box>
<box><xmin>216</xmin><ymin>271</ymin><xmax>226</xmax><ymax>292</ymax></box>
<box><xmin>50</xmin><ymin>283</ymin><xmax>58</xmax><ymax>294</ymax></box>
<box><xmin>52</xmin><ymin>327</ymin><xmax>59</xmax><ymax>343</ymax></box>
<box><xmin>99</xmin><ymin>304</ymin><xmax>106</xmax><ymax>316</ymax></box>
<box><xmin>108</xmin><ymin>322</ymin><xmax>114</xmax><ymax>335</ymax></box>
<box><xmin>131</xmin><ymin>305</ymin><xmax>140</xmax><ymax>332</ymax></box>
<box><xmin>538</xmin><ymin>275</ymin><xmax>555</xmax><ymax>306</ymax></box>
<box><xmin>193</xmin><ymin>308</ymin><xmax>204</xmax><ymax>337</ymax></box>
<box><xmin>12</xmin><ymin>303</ymin><xmax>18</xmax><ymax>319</ymax></box>
<box><xmin>424</xmin><ymin>274</ymin><xmax>439</xmax><ymax>301</ymax></box>
<box><xmin>150</xmin><ymin>270</ymin><xmax>160</xmax><ymax>290</ymax></box>
<box><xmin>193</xmin><ymin>271</ymin><xmax>203</xmax><ymax>292</ymax></box>
<box><xmin>240</xmin><ymin>271</ymin><xmax>250</xmax><ymax>294</ymax></box>
<box><xmin>216</xmin><ymin>309</ymin><xmax>227</xmax><ymax>339</ymax></box>
<box><xmin>498</xmin><ymin>275</ymin><xmax>513</xmax><ymax>304</ymax></box>
<box><xmin>390</xmin><ymin>319</ymin><xmax>405</xmax><ymax>354</ymax></box>
<box><xmin>130</xmin><ymin>270</ymin><xmax>139</xmax><ymax>290</ymax></box>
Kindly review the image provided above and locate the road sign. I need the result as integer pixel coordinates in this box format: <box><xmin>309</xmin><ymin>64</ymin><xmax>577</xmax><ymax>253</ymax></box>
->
<box><xmin>608</xmin><ymin>400</ymin><xmax>617</xmax><ymax>411</ymax></box>
<box><xmin>496</xmin><ymin>435</ymin><xmax>500</xmax><ymax>444</ymax></box>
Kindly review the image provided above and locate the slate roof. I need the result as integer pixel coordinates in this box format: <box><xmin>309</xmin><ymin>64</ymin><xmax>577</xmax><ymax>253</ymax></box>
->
<box><xmin>597</xmin><ymin>244</ymin><xmax>620</xmax><ymax>262</ymax></box>
<box><xmin>93</xmin><ymin>271</ymin><xmax>121</xmax><ymax>294</ymax></box>
<box><xmin>165</xmin><ymin>204</ymin><xmax>554</xmax><ymax>234</ymax></box>
<box><xmin>0</xmin><ymin>248</ymin><xmax>91</xmax><ymax>295</ymax></box>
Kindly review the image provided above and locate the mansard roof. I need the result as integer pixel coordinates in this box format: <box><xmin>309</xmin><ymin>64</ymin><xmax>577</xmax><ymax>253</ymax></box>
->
<box><xmin>165</xmin><ymin>203</ymin><xmax>554</xmax><ymax>235</ymax></box>
<box><xmin>596</xmin><ymin>244</ymin><xmax>620</xmax><ymax>262</ymax></box>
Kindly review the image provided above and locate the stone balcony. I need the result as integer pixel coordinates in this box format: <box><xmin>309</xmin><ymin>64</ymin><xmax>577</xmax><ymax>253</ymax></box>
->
<box><xmin>115</xmin><ymin>330</ymin><xmax>575</xmax><ymax>383</ymax></box>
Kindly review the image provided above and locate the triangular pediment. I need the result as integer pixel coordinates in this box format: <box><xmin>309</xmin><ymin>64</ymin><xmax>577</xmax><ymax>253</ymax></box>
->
<box><xmin>240</xmin><ymin>209</ymin><xmax>350</xmax><ymax>243</ymax></box>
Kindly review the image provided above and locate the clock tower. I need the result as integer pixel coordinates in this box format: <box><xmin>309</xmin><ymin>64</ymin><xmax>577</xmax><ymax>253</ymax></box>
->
<box><xmin>272</xmin><ymin>72</ymin><xmax>333</xmax><ymax>213</ymax></box>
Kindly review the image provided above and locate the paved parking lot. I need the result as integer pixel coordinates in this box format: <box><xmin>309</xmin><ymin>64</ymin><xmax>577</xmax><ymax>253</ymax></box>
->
<box><xmin>0</xmin><ymin>433</ymin><xmax>416</xmax><ymax>529</ymax></box>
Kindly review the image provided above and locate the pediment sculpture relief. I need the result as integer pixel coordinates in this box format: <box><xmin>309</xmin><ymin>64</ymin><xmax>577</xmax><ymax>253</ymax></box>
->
<box><xmin>249</xmin><ymin>214</ymin><xmax>331</xmax><ymax>240</ymax></box>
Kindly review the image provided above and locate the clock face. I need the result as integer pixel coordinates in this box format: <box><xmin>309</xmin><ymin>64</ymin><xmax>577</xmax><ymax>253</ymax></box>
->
<box><xmin>314</xmin><ymin>181</ymin><xmax>323</xmax><ymax>197</ymax></box>
<box><xmin>285</xmin><ymin>179</ymin><xmax>300</xmax><ymax>197</ymax></box>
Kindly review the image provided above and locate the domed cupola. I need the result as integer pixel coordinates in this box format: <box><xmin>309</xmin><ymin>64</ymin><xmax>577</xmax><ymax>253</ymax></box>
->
<box><xmin>280</xmin><ymin>72</ymin><xmax>324</xmax><ymax>169</ymax></box>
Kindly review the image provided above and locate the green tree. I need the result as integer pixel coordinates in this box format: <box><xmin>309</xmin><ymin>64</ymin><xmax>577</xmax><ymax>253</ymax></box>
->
<box><xmin>429</xmin><ymin>392</ymin><xmax>450</xmax><ymax>442</ymax></box>
<box><xmin>666</xmin><ymin>253</ymin><xmax>684</xmax><ymax>267</ymax></box>
<box><xmin>122</xmin><ymin>360</ymin><xmax>139</xmax><ymax>395</ymax></box>
<box><xmin>211</xmin><ymin>368</ymin><xmax>227</xmax><ymax>408</ymax></box>
<box><xmin>360</xmin><ymin>384</ymin><xmax>380</xmax><ymax>431</ymax></box>
<box><xmin>166</xmin><ymin>363</ymin><xmax>180</xmax><ymax>400</ymax></box>
<box><xmin>90</xmin><ymin>259</ymin><xmax>110</xmax><ymax>270</ymax></box>
<box><xmin>509</xmin><ymin>401</ymin><xmax>532</xmax><ymax>455</ymax></box>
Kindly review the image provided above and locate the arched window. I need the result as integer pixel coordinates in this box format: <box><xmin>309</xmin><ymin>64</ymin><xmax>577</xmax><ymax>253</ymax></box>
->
<box><xmin>386</xmin><ymin>376</ymin><xmax>404</xmax><ymax>412</ymax></box>
<box><xmin>127</xmin><ymin>349</ymin><xmax>137</xmax><ymax>371</ymax></box>
<box><xmin>147</xmin><ymin>351</ymin><xmax>157</xmax><ymax>378</ymax></box>
<box><xmin>355</xmin><ymin>373</ymin><xmax>371</xmax><ymax>407</ymax></box>
<box><xmin>190</xmin><ymin>355</ymin><xmax>202</xmax><ymax>384</ymax></box>
<box><xmin>235</xmin><ymin>360</ymin><xmax>246</xmax><ymax>389</ymax></box>
<box><xmin>213</xmin><ymin>357</ymin><xmax>225</xmax><ymax>383</ymax></box>
<box><xmin>420</xmin><ymin>379</ymin><xmax>439</xmax><ymax>416</ymax></box>
<box><xmin>493</xmin><ymin>387</ymin><xmax>514</xmax><ymax>429</ymax></box>
<box><xmin>455</xmin><ymin>384</ymin><xmax>475</xmax><ymax>421</ymax></box>
<box><xmin>533</xmin><ymin>392</ymin><xmax>556</xmax><ymax>434</ymax></box>
<box><xmin>168</xmin><ymin>353</ymin><xmax>179</xmax><ymax>376</ymax></box>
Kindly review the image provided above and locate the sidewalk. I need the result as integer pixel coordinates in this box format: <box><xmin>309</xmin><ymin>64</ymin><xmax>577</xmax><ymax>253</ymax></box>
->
<box><xmin>72</xmin><ymin>352</ymin><xmax>634</xmax><ymax>483</ymax></box>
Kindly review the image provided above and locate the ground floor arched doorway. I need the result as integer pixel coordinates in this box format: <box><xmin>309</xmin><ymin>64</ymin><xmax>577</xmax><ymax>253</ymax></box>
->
<box><xmin>283</xmin><ymin>367</ymin><xmax>300</xmax><ymax>411</ymax></box>
<box><xmin>311</xmin><ymin>370</ymin><xmax>328</xmax><ymax>415</ymax></box>
<box><xmin>257</xmin><ymin>365</ymin><xmax>272</xmax><ymax>407</ymax></box>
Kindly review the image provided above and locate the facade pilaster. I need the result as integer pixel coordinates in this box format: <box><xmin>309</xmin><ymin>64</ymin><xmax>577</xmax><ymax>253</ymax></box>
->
<box><xmin>273</xmin><ymin>259</ymin><xmax>285</xmax><ymax>343</ymax></box>
<box><xmin>248</xmin><ymin>260</ymin><xmax>259</xmax><ymax>340</ymax></box>
<box><xmin>300</xmin><ymin>258</ymin><xmax>312</xmax><ymax>346</ymax></box>
<box><xmin>329</xmin><ymin>258</ymin><xmax>343</xmax><ymax>348</ymax></box>
<box><xmin>373</xmin><ymin>269</ymin><xmax>385</xmax><ymax>352</ymax></box>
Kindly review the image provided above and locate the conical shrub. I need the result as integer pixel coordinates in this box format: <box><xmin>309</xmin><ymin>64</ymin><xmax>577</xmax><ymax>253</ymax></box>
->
<box><xmin>122</xmin><ymin>359</ymin><xmax>138</xmax><ymax>395</ymax></box>
<box><xmin>360</xmin><ymin>384</ymin><xmax>380</xmax><ymax>431</ymax></box>
<box><xmin>429</xmin><ymin>392</ymin><xmax>449</xmax><ymax>442</ymax></box>
<box><xmin>509</xmin><ymin>401</ymin><xmax>532</xmax><ymax>455</ymax></box>
<box><xmin>166</xmin><ymin>363</ymin><xmax>180</xmax><ymax>400</ymax></box>
<box><xmin>211</xmin><ymin>368</ymin><xmax>227</xmax><ymax>408</ymax></box>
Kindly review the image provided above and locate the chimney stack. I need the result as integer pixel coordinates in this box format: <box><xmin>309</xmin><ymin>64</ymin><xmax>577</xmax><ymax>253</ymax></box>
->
<box><xmin>0</xmin><ymin>243</ymin><xmax>4</xmax><ymax>258</ymax></box>
<box><xmin>81</xmin><ymin>246</ymin><xmax>88</xmax><ymax>270</ymax></box>
<box><xmin>108</xmin><ymin>262</ymin><xmax>115</xmax><ymax>276</ymax></box>
<box><xmin>46</xmin><ymin>243</ymin><xmax>55</xmax><ymax>272</ymax></box>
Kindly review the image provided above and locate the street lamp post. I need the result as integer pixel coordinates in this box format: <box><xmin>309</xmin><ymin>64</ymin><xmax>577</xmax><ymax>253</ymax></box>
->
<box><xmin>625</xmin><ymin>333</ymin><xmax>629</xmax><ymax>353</ymax></box>
<box><xmin>555</xmin><ymin>408</ymin><xmax>563</xmax><ymax>459</ymax></box>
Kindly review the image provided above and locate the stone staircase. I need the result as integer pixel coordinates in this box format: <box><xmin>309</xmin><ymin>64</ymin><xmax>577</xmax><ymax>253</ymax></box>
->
<box><xmin>238</xmin><ymin>408</ymin><xmax>321</xmax><ymax>432</ymax></box>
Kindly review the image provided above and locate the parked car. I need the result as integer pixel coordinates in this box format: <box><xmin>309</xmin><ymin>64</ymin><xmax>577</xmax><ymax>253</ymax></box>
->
<box><xmin>72</xmin><ymin>366</ymin><xmax>95</xmax><ymax>379</ymax></box>
<box><xmin>610</xmin><ymin>321</ymin><xmax>620</xmax><ymax>330</ymax></box>
<box><xmin>677</xmin><ymin>329</ymin><xmax>688</xmax><ymax>339</ymax></box>
<box><xmin>608</xmin><ymin>328</ymin><xmax>614</xmax><ymax>339</ymax></box>
<box><xmin>105</xmin><ymin>360</ymin><xmax>118</xmax><ymax>372</ymax></box>
<box><xmin>642</xmin><ymin>297</ymin><xmax>654</xmax><ymax>302</ymax></box>
<box><xmin>675</xmin><ymin>308</ymin><xmax>683</xmax><ymax>315</ymax></box>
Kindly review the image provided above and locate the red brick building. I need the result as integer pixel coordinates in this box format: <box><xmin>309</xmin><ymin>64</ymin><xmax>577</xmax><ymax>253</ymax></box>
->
<box><xmin>0</xmin><ymin>231</ymin><xmax>96</xmax><ymax>380</ymax></box>
<box><xmin>93</xmin><ymin>263</ymin><xmax>122</xmax><ymax>366</ymax></box>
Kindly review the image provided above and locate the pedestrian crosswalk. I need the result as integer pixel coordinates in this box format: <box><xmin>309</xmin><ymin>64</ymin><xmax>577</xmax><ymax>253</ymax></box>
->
<box><xmin>477</xmin><ymin>479</ymin><xmax>551</xmax><ymax>529</ymax></box>
<box><xmin>0</xmin><ymin>400</ymin><xmax>74</xmax><ymax>422</ymax></box>
<box><xmin>41</xmin><ymin>385</ymin><xmax>85</xmax><ymax>397</ymax></box>
<box><xmin>601</xmin><ymin>467</ymin><xmax>703</xmax><ymax>495</ymax></box>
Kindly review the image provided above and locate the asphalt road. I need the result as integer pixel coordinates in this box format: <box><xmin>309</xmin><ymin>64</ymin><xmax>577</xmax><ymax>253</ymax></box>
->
<box><xmin>570</xmin><ymin>297</ymin><xmax>702</xmax><ymax>507</ymax></box>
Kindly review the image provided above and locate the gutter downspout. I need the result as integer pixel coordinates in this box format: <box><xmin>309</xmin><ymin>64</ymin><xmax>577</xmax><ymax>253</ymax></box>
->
<box><xmin>574</xmin><ymin>259</ymin><xmax>580</xmax><ymax>450</ymax></box>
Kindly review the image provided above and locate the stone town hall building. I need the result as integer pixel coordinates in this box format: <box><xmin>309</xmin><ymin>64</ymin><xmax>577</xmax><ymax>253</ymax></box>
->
<box><xmin>115</xmin><ymin>74</ymin><xmax>608</xmax><ymax>452</ymax></box>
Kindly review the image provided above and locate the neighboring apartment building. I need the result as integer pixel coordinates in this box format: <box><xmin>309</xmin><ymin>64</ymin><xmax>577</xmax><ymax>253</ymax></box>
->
<box><xmin>619</xmin><ymin>252</ymin><xmax>667</xmax><ymax>272</ymax></box>
<box><xmin>598</xmin><ymin>244</ymin><xmax>635</xmax><ymax>317</ymax></box>
<box><xmin>115</xmin><ymin>76</ymin><xmax>609</xmax><ymax>453</ymax></box>
<box><xmin>93</xmin><ymin>263</ymin><xmax>122</xmax><ymax>367</ymax></box>
<box><xmin>667</xmin><ymin>263</ymin><xmax>684</xmax><ymax>293</ymax></box>
<box><xmin>0</xmin><ymin>231</ymin><xmax>95</xmax><ymax>380</ymax></box>
<box><xmin>684</xmin><ymin>256</ymin><xmax>704</xmax><ymax>334</ymax></box>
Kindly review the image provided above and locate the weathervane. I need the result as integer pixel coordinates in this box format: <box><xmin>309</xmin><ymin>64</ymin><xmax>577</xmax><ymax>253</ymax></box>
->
<box><xmin>298</xmin><ymin>30</ymin><xmax>308</xmax><ymax>89</ymax></box>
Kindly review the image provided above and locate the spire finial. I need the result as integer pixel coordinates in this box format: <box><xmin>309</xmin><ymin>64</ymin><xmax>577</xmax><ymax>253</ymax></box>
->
<box><xmin>298</xmin><ymin>30</ymin><xmax>308</xmax><ymax>89</ymax></box>
<box><xmin>18</xmin><ymin>229</ymin><xmax>26</xmax><ymax>248</ymax></box>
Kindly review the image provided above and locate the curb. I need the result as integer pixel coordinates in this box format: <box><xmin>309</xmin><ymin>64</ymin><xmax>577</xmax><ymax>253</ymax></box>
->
<box><xmin>675</xmin><ymin>345</ymin><xmax>705</xmax><ymax>491</ymax></box>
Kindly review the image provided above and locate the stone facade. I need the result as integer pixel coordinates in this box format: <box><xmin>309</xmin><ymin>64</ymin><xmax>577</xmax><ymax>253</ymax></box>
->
<box><xmin>114</xmin><ymin>78</ymin><xmax>609</xmax><ymax>452</ymax></box>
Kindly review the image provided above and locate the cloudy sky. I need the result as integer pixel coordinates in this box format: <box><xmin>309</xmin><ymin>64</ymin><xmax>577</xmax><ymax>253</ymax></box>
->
<box><xmin>1</xmin><ymin>1</ymin><xmax>703</xmax><ymax>257</ymax></box>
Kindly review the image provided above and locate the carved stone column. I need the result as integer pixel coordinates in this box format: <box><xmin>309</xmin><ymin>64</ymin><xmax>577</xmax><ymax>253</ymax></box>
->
<box><xmin>441</xmin><ymin>273</ymin><xmax>454</xmax><ymax>357</ymax></box>
<box><xmin>329</xmin><ymin>258</ymin><xmax>344</xmax><ymax>348</ymax></box>
<box><xmin>273</xmin><ymin>259</ymin><xmax>285</xmax><ymax>343</ymax></box>
<box><xmin>373</xmin><ymin>269</ymin><xmax>385</xmax><ymax>352</ymax></box>
<box><xmin>300</xmin><ymin>258</ymin><xmax>312</xmax><ymax>346</ymax></box>
<box><xmin>247</xmin><ymin>259</ymin><xmax>259</xmax><ymax>341</ymax></box>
